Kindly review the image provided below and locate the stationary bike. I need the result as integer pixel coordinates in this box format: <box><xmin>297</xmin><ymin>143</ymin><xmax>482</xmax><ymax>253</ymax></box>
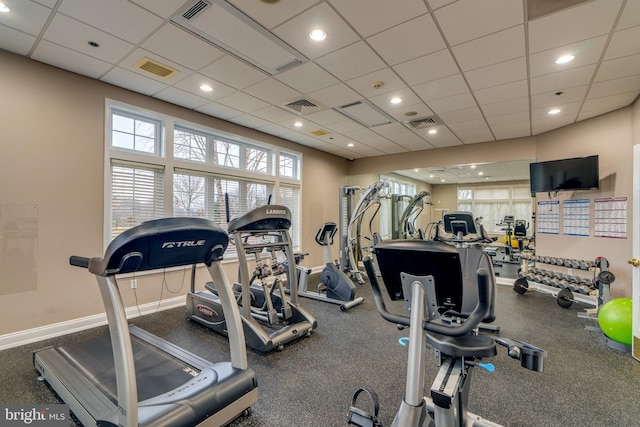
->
<box><xmin>348</xmin><ymin>239</ymin><xmax>546</xmax><ymax>427</ymax></box>
<box><xmin>295</xmin><ymin>222</ymin><xmax>365</xmax><ymax>311</ymax></box>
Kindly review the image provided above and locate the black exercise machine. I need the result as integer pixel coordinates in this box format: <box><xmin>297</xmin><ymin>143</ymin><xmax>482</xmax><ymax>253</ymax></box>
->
<box><xmin>34</xmin><ymin>217</ymin><xmax>258</xmax><ymax>427</ymax></box>
<box><xmin>294</xmin><ymin>222</ymin><xmax>364</xmax><ymax>311</ymax></box>
<box><xmin>349</xmin><ymin>238</ymin><xmax>546</xmax><ymax>427</ymax></box>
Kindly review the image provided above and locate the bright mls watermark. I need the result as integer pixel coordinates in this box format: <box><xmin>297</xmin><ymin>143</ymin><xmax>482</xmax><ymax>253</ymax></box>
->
<box><xmin>1</xmin><ymin>405</ymin><xmax>69</xmax><ymax>426</ymax></box>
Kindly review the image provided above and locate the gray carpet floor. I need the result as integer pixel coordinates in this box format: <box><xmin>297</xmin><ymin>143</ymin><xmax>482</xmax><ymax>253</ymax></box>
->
<box><xmin>1</xmin><ymin>262</ymin><xmax>639</xmax><ymax>426</ymax></box>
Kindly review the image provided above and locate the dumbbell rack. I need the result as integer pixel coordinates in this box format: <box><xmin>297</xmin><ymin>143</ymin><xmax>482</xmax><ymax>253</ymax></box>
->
<box><xmin>514</xmin><ymin>255</ymin><xmax>600</xmax><ymax>309</ymax></box>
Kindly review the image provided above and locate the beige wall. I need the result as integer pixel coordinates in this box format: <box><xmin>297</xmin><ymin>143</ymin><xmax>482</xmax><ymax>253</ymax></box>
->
<box><xmin>0</xmin><ymin>50</ymin><xmax>348</xmax><ymax>335</ymax></box>
<box><xmin>1</xmin><ymin>46</ymin><xmax>638</xmax><ymax>338</ymax></box>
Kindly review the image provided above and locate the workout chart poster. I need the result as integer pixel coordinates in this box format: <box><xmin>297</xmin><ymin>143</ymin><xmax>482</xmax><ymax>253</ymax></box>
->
<box><xmin>537</xmin><ymin>200</ymin><xmax>560</xmax><ymax>234</ymax></box>
<box><xmin>563</xmin><ymin>199</ymin><xmax>590</xmax><ymax>236</ymax></box>
<box><xmin>594</xmin><ymin>197</ymin><xmax>627</xmax><ymax>238</ymax></box>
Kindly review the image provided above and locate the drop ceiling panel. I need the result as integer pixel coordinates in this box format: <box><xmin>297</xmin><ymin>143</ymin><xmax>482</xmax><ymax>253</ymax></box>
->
<box><xmin>101</xmin><ymin>67</ymin><xmax>169</xmax><ymax>95</ymax></box>
<box><xmin>528</xmin><ymin>36</ymin><xmax>608</xmax><ymax>78</ymax></box>
<box><xmin>588</xmin><ymin>75</ymin><xmax>640</xmax><ymax>99</ymax></box>
<box><xmin>326</xmin><ymin>120</ymin><xmax>366</xmax><ymax>134</ymax></box>
<box><xmin>304</xmin><ymin>109</ymin><xmax>348</xmax><ymax>126</ymax></box>
<box><xmin>142</xmin><ymin>24</ymin><xmax>226</xmax><ymax>71</ymax></box>
<box><xmin>215</xmin><ymin>91</ymin><xmax>270</xmax><ymax>112</ymax></box>
<box><xmin>528</xmin><ymin>0</ymin><xmax>623</xmax><ymax>53</ymax></box>
<box><xmin>491</xmin><ymin>123</ymin><xmax>531</xmax><ymax>140</ymax></box>
<box><xmin>435</xmin><ymin>0</ymin><xmax>523</xmax><ymax>46</ymax></box>
<box><xmin>275</xmin><ymin>61</ymin><xmax>339</xmax><ymax>94</ymax></box>
<box><xmin>393</xmin><ymin>49</ymin><xmax>459</xmax><ymax>86</ymax></box>
<box><xmin>604</xmin><ymin>26</ymin><xmax>640</xmax><ymax>60</ymax></box>
<box><xmin>438</xmin><ymin>106</ymin><xmax>484</xmax><ymax>124</ymax></box>
<box><xmin>595</xmin><ymin>54</ymin><xmax>640</xmax><ymax>82</ymax></box>
<box><xmin>199</xmin><ymin>55</ymin><xmax>269</xmax><ymax>90</ymax></box>
<box><xmin>316</xmin><ymin>41</ymin><xmax>386</xmax><ymax>81</ymax></box>
<box><xmin>345</xmin><ymin>68</ymin><xmax>406</xmax><ymax>98</ymax></box>
<box><xmin>531</xmin><ymin>101</ymin><xmax>581</xmax><ymax>119</ymax></box>
<box><xmin>32</xmin><ymin>0</ymin><xmax>57</xmax><ymax>7</ymax></box>
<box><xmin>422</xmin><ymin>127</ymin><xmax>462</xmax><ymax>148</ymax></box>
<box><xmin>195</xmin><ymin>101</ymin><xmax>244</xmax><ymax>119</ymax></box>
<box><xmin>428</xmin><ymin>92</ymin><xmax>477</xmax><ymax>114</ymax></box>
<box><xmin>373</xmin><ymin>123</ymin><xmax>432</xmax><ymax>151</ymax></box>
<box><xmin>464</xmin><ymin>57</ymin><xmax>527</xmax><ymax>91</ymax></box>
<box><xmin>479</xmin><ymin>96</ymin><xmax>529</xmax><ymax>116</ymax></box>
<box><xmin>385</xmin><ymin>103</ymin><xmax>434</xmax><ymax>122</ymax></box>
<box><xmin>154</xmin><ymin>86</ymin><xmax>210</xmax><ymax>109</ymax></box>
<box><xmin>474</xmin><ymin>80</ymin><xmax>528</xmax><ymax>105</ymax></box>
<box><xmin>531</xmin><ymin>85</ymin><xmax>588</xmax><ymax>109</ymax></box>
<box><xmin>579</xmin><ymin>92</ymin><xmax>639</xmax><ymax>118</ymax></box>
<box><xmin>452</xmin><ymin>26</ymin><xmax>525</xmax><ymax>72</ymax></box>
<box><xmin>0</xmin><ymin>0</ymin><xmax>51</xmax><ymax>36</ymax></box>
<box><xmin>368</xmin><ymin>87</ymin><xmax>422</xmax><ymax>113</ymax></box>
<box><xmin>272</xmin><ymin>3</ymin><xmax>360</xmax><ymax>60</ymax></box>
<box><xmin>173</xmin><ymin>74</ymin><xmax>237</xmax><ymax>100</ymax></box>
<box><xmin>251</xmin><ymin>106</ymin><xmax>299</xmax><ymax>123</ymax></box>
<box><xmin>530</xmin><ymin>64</ymin><xmax>596</xmax><ymax>95</ymax></box>
<box><xmin>615</xmin><ymin>0</ymin><xmax>640</xmax><ymax>30</ymax></box>
<box><xmin>308</xmin><ymin>83</ymin><xmax>362</xmax><ymax>108</ymax></box>
<box><xmin>366</xmin><ymin>14</ymin><xmax>446</xmax><ymax>66</ymax></box>
<box><xmin>256</xmin><ymin>123</ymin><xmax>292</xmax><ymax>137</ymax></box>
<box><xmin>328</xmin><ymin>0</ymin><xmax>428</xmax><ymax>38</ymax></box>
<box><xmin>42</xmin><ymin>14</ymin><xmax>135</xmax><ymax>63</ymax></box>
<box><xmin>427</xmin><ymin>0</ymin><xmax>457</xmax><ymax>10</ymax></box>
<box><xmin>129</xmin><ymin>0</ymin><xmax>180</xmax><ymax>19</ymax></box>
<box><xmin>0</xmin><ymin>25</ymin><xmax>36</xmax><ymax>55</ymax></box>
<box><xmin>243</xmin><ymin>78</ymin><xmax>302</xmax><ymax>105</ymax></box>
<box><xmin>485</xmin><ymin>110</ymin><xmax>530</xmax><ymax>127</ymax></box>
<box><xmin>59</xmin><ymin>0</ymin><xmax>163</xmax><ymax>44</ymax></box>
<box><xmin>413</xmin><ymin>74</ymin><xmax>469</xmax><ymax>102</ymax></box>
<box><xmin>449</xmin><ymin>119</ymin><xmax>494</xmax><ymax>144</ymax></box>
<box><xmin>228</xmin><ymin>0</ymin><xmax>319</xmax><ymax>30</ymax></box>
<box><xmin>227</xmin><ymin>114</ymin><xmax>271</xmax><ymax>129</ymax></box>
<box><xmin>31</xmin><ymin>40</ymin><xmax>112</xmax><ymax>78</ymax></box>
<box><xmin>532</xmin><ymin>116</ymin><xmax>577</xmax><ymax>135</ymax></box>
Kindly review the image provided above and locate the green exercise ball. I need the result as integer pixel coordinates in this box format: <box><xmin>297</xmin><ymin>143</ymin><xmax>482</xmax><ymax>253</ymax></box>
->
<box><xmin>598</xmin><ymin>298</ymin><xmax>633</xmax><ymax>346</ymax></box>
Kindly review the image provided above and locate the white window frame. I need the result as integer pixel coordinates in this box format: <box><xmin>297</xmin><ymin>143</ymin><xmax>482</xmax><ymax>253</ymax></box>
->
<box><xmin>104</xmin><ymin>99</ymin><xmax>303</xmax><ymax>255</ymax></box>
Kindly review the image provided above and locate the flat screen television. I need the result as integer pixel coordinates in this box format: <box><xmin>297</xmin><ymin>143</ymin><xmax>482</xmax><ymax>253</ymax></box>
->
<box><xmin>529</xmin><ymin>155</ymin><xmax>599</xmax><ymax>194</ymax></box>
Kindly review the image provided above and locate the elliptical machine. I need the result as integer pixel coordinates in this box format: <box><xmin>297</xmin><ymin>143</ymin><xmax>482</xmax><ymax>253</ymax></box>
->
<box><xmin>295</xmin><ymin>222</ymin><xmax>365</xmax><ymax>311</ymax></box>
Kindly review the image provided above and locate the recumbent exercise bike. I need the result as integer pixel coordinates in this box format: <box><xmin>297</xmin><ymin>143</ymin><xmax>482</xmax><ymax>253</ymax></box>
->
<box><xmin>349</xmin><ymin>237</ymin><xmax>546</xmax><ymax>427</ymax></box>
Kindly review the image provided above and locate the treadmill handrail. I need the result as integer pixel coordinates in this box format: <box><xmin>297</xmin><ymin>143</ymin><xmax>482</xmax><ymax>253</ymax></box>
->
<box><xmin>363</xmin><ymin>257</ymin><xmax>491</xmax><ymax>337</ymax></box>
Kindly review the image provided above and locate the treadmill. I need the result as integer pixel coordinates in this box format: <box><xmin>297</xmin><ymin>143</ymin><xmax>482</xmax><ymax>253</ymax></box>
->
<box><xmin>33</xmin><ymin>217</ymin><xmax>258</xmax><ymax>427</ymax></box>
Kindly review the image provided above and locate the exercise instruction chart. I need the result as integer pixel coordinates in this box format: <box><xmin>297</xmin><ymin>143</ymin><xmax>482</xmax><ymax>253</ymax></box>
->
<box><xmin>563</xmin><ymin>199</ymin><xmax>590</xmax><ymax>236</ymax></box>
<box><xmin>537</xmin><ymin>200</ymin><xmax>559</xmax><ymax>234</ymax></box>
<box><xmin>594</xmin><ymin>197</ymin><xmax>627</xmax><ymax>238</ymax></box>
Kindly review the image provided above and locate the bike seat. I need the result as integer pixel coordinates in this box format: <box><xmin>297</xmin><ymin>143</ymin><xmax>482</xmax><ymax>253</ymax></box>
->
<box><xmin>426</xmin><ymin>332</ymin><xmax>497</xmax><ymax>358</ymax></box>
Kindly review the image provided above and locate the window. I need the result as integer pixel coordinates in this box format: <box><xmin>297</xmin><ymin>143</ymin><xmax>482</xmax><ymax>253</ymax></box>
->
<box><xmin>457</xmin><ymin>185</ymin><xmax>532</xmax><ymax>234</ymax></box>
<box><xmin>106</xmin><ymin>101</ymin><xmax>302</xmax><ymax>254</ymax></box>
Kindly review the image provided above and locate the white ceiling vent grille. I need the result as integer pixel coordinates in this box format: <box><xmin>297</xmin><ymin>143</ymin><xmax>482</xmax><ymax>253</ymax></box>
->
<box><xmin>282</xmin><ymin>97</ymin><xmax>327</xmax><ymax>115</ymax></box>
<box><xmin>403</xmin><ymin>116</ymin><xmax>440</xmax><ymax>130</ymax></box>
<box><xmin>334</xmin><ymin>100</ymin><xmax>394</xmax><ymax>127</ymax></box>
<box><xmin>172</xmin><ymin>0</ymin><xmax>308</xmax><ymax>75</ymax></box>
<box><xmin>182</xmin><ymin>0</ymin><xmax>210</xmax><ymax>20</ymax></box>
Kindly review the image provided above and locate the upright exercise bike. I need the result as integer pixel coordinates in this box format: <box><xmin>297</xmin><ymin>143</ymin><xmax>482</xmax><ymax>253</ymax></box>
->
<box><xmin>352</xmin><ymin>238</ymin><xmax>546</xmax><ymax>427</ymax></box>
<box><xmin>295</xmin><ymin>222</ymin><xmax>365</xmax><ymax>311</ymax></box>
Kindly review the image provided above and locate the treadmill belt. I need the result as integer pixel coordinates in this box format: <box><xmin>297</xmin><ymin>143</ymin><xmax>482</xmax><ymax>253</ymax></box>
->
<box><xmin>58</xmin><ymin>334</ymin><xmax>196</xmax><ymax>403</ymax></box>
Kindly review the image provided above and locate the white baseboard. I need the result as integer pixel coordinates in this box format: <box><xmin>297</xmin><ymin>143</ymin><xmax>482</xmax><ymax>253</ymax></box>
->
<box><xmin>0</xmin><ymin>296</ymin><xmax>186</xmax><ymax>351</ymax></box>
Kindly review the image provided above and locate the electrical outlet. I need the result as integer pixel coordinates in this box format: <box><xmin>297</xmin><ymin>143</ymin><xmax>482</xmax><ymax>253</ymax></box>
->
<box><xmin>131</xmin><ymin>279</ymin><xmax>137</xmax><ymax>289</ymax></box>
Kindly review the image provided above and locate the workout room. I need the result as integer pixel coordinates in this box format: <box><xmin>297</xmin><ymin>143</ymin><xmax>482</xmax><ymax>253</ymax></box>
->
<box><xmin>1</xmin><ymin>1</ymin><xmax>640</xmax><ymax>426</ymax></box>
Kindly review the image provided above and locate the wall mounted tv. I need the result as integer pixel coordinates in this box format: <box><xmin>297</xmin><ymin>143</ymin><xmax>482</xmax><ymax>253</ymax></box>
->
<box><xmin>529</xmin><ymin>155</ymin><xmax>599</xmax><ymax>194</ymax></box>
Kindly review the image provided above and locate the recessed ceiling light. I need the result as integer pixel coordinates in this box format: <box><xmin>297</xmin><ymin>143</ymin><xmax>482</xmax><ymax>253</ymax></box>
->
<box><xmin>390</xmin><ymin>97</ymin><xmax>402</xmax><ymax>104</ymax></box>
<box><xmin>484</xmin><ymin>177</ymin><xmax>490</xmax><ymax>180</ymax></box>
<box><xmin>478</xmin><ymin>171</ymin><xmax>484</xmax><ymax>176</ymax></box>
<box><xmin>414</xmin><ymin>169</ymin><xmax>419</xmax><ymax>172</ymax></box>
<box><xmin>200</xmin><ymin>84</ymin><xmax>213</xmax><ymax>92</ymax></box>
<box><xmin>429</xmin><ymin>174</ymin><xmax>434</xmax><ymax>178</ymax></box>
<box><xmin>440</xmin><ymin>179</ymin><xmax>446</xmax><ymax>183</ymax></box>
<box><xmin>470</xmin><ymin>165</ymin><xmax>477</xmax><ymax>169</ymax></box>
<box><xmin>548</xmin><ymin>109</ymin><xmax>561</xmax><ymax>115</ymax></box>
<box><xmin>347</xmin><ymin>142</ymin><xmax>355</xmax><ymax>147</ymax></box>
<box><xmin>294</xmin><ymin>121</ymin><xmax>303</xmax><ymax>127</ymax></box>
<box><xmin>555</xmin><ymin>55</ymin><xmax>575</xmax><ymax>64</ymax></box>
<box><xmin>0</xmin><ymin>3</ymin><xmax>10</xmax><ymax>12</ymax></box>
<box><xmin>428</xmin><ymin>129</ymin><xmax>437</xmax><ymax>134</ymax></box>
<box><xmin>309</xmin><ymin>29</ymin><xmax>326</xmax><ymax>41</ymax></box>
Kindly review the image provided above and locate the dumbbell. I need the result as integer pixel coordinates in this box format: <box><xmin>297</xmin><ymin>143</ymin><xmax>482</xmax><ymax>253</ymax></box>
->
<box><xmin>555</xmin><ymin>258</ymin><xmax>564</xmax><ymax>266</ymax></box>
<box><xmin>557</xmin><ymin>288</ymin><xmax>574</xmax><ymax>308</ymax></box>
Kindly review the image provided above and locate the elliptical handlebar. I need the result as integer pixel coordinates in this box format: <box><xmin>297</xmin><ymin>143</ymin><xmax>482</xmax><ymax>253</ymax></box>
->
<box><xmin>363</xmin><ymin>257</ymin><xmax>492</xmax><ymax>337</ymax></box>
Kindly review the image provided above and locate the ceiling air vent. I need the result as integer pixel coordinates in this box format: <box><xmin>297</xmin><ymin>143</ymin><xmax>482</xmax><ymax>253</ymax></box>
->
<box><xmin>334</xmin><ymin>100</ymin><xmax>394</xmax><ymax>127</ymax></box>
<box><xmin>285</xmin><ymin>99</ymin><xmax>317</xmax><ymax>113</ymax></box>
<box><xmin>133</xmin><ymin>57</ymin><xmax>179</xmax><ymax>79</ymax></box>
<box><xmin>182</xmin><ymin>0</ymin><xmax>210</xmax><ymax>20</ymax></box>
<box><xmin>403</xmin><ymin>116</ymin><xmax>440</xmax><ymax>130</ymax></box>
